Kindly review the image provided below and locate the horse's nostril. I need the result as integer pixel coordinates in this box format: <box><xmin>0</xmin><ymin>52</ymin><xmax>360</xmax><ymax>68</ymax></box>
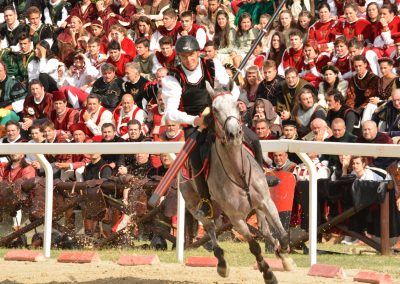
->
<box><xmin>229</xmin><ymin>133</ymin><xmax>235</xmax><ymax>139</ymax></box>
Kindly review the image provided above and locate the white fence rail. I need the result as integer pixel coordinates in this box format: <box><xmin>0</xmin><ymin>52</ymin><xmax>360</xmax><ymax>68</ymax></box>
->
<box><xmin>0</xmin><ymin>141</ymin><xmax>399</xmax><ymax>265</ymax></box>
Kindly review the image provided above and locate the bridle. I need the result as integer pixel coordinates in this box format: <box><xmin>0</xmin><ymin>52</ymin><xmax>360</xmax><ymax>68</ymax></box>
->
<box><xmin>211</xmin><ymin>92</ymin><xmax>242</xmax><ymax>144</ymax></box>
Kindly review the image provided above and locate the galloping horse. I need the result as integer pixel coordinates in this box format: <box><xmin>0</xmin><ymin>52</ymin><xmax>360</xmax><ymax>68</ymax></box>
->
<box><xmin>179</xmin><ymin>81</ymin><xmax>295</xmax><ymax>284</ymax></box>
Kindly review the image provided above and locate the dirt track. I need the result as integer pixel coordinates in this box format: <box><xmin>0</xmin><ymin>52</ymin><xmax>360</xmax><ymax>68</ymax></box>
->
<box><xmin>0</xmin><ymin>260</ymin><xmax>371</xmax><ymax>284</ymax></box>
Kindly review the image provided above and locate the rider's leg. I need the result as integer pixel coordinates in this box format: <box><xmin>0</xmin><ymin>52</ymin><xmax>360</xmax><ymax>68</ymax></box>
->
<box><xmin>242</xmin><ymin>126</ymin><xmax>280</xmax><ymax>187</ymax></box>
<box><xmin>185</xmin><ymin>128</ymin><xmax>213</xmax><ymax>218</ymax></box>
<box><xmin>242</xmin><ymin>125</ymin><xmax>264</xmax><ymax>167</ymax></box>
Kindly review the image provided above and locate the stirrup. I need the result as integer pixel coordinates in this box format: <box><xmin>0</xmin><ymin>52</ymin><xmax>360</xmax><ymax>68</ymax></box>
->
<box><xmin>196</xmin><ymin>198</ymin><xmax>214</xmax><ymax>219</ymax></box>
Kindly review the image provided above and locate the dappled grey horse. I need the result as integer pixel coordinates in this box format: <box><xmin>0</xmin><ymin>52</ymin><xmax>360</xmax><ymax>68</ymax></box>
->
<box><xmin>179</xmin><ymin>81</ymin><xmax>296</xmax><ymax>284</ymax></box>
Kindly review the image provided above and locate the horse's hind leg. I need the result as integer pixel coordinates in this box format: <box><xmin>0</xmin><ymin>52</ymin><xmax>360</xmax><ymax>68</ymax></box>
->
<box><xmin>231</xmin><ymin>218</ymin><xmax>277</xmax><ymax>284</ymax></box>
<box><xmin>261</xmin><ymin>199</ymin><xmax>296</xmax><ymax>271</ymax></box>
<box><xmin>202</xmin><ymin>219</ymin><xmax>229</xmax><ymax>278</ymax></box>
<box><xmin>256</xmin><ymin>210</ymin><xmax>279</xmax><ymax>253</ymax></box>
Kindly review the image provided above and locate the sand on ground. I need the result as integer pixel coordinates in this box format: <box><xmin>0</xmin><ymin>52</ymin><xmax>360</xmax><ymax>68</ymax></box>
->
<box><xmin>0</xmin><ymin>259</ymin><xmax>374</xmax><ymax>284</ymax></box>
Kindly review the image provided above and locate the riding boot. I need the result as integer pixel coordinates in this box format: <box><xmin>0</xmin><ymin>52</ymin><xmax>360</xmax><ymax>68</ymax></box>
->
<box><xmin>194</xmin><ymin>174</ymin><xmax>213</xmax><ymax>219</ymax></box>
<box><xmin>266</xmin><ymin>175</ymin><xmax>281</xmax><ymax>187</ymax></box>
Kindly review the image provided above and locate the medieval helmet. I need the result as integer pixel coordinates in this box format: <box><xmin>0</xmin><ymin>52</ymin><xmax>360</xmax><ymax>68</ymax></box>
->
<box><xmin>175</xmin><ymin>36</ymin><xmax>200</xmax><ymax>53</ymax></box>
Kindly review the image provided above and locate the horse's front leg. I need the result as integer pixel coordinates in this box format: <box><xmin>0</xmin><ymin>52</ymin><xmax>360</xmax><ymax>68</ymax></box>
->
<box><xmin>202</xmin><ymin>220</ymin><xmax>229</xmax><ymax>278</ymax></box>
<box><xmin>230</xmin><ymin>218</ymin><xmax>277</xmax><ymax>284</ymax></box>
<box><xmin>179</xmin><ymin>175</ymin><xmax>229</xmax><ymax>278</ymax></box>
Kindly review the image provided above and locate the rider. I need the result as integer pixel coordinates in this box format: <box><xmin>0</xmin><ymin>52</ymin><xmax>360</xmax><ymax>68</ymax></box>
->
<box><xmin>162</xmin><ymin>36</ymin><xmax>274</xmax><ymax>219</ymax></box>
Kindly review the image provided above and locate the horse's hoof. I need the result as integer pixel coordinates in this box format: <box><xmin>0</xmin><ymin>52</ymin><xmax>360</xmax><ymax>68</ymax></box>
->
<box><xmin>282</xmin><ymin>257</ymin><xmax>296</xmax><ymax>271</ymax></box>
<box><xmin>217</xmin><ymin>261</ymin><xmax>229</xmax><ymax>278</ymax></box>
<box><xmin>264</xmin><ymin>273</ymin><xmax>278</xmax><ymax>284</ymax></box>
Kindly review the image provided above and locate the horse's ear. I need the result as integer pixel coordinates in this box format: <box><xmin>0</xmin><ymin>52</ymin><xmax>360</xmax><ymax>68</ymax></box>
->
<box><xmin>206</xmin><ymin>81</ymin><xmax>215</xmax><ymax>98</ymax></box>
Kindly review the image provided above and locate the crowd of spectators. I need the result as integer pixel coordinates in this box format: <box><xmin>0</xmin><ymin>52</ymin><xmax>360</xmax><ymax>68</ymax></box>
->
<box><xmin>0</xmin><ymin>0</ymin><xmax>399</xmax><ymax>246</ymax></box>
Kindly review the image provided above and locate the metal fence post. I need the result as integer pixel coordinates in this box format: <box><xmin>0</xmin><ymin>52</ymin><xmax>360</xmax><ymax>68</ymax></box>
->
<box><xmin>297</xmin><ymin>152</ymin><xmax>318</xmax><ymax>265</ymax></box>
<box><xmin>34</xmin><ymin>154</ymin><xmax>53</xmax><ymax>258</ymax></box>
<box><xmin>176</xmin><ymin>173</ymin><xmax>186</xmax><ymax>263</ymax></box>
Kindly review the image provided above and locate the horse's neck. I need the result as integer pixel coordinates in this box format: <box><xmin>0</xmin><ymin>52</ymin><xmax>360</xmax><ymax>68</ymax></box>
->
<box><xmin>214</xmin><ymin>140</ymin><xmax>247</xmax><ymax>173</ymax></box>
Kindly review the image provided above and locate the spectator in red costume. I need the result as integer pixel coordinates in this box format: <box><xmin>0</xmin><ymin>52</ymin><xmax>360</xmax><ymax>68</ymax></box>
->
<box><xmin>47</xmin><ymin>90</ymin><xmax>79</xmax><ymax>133</ymax></box>
<box><xmin>21</xmin><ymin>80</ymin><xmax>53</xmax><ymax>131</ymax></box>
<box><xmin>0</xmin><ymin>153</ymin><xmax>36</xmax><ymax>182</ymax></box>
<box><xmin>113</xmin><ymin>93</ymin><xmax>147</xmax><ymax>139</ymax></box>
<box><xmin>150</xmin><ymin>8</ymin><xmax>181</xmax><ymax>51</ymax></box>
<box><xmin>106</xmin><ymin>40</ymin><xmax>133</xmax><ymax>78</ymax></box>
<box><xmin>308</xmin><ymin>2</ymin><xmax>336</xmax><ymax>54</ymax></box>
<box><xmin>147</xmin><ymin>90</ymin><xmax>166</xmax><ymax>140</ymax></box>
<box><xmin>331</xmin><ymin>36</ymin><xmax>352</xmax><ymax>80</ymax></box>
<box><xmin>366</xmin><ymin>2</ymin><xmax>381</xmax><ymax>44</ymax></box>
<box><xmin>159</xmin><ymin>119</ymin><xmax>185</xmax><ymax>142</ymax></box>
<box><xmin>41</xmin><ymin>120</ymin><xmax>72</xmax><ymax>180</ymax></box>
<box><xmin>281</xmin><ymin>29</ymin><xmax>305</xmax><ymax>74</ymax></box>
<box><xmin>95</xmin><ymin>0</ymin><xmax>135</xmax><ymax>36</ymax></box>
<box><xmin>109</xmin><ymin>24</ymin><xmax>136</xmax><ymax>59</ymax></box>
<box><xmin>348</xmin><ymin>39</ymin><xmax>380</xmax><ymax>76</ymax></box>
<box><xmin>152</xmin><ymin>36</ymin><xmax>178</xmax><ymax>74</ymax></box>
<box><xmin>64</xmin><ymin>123</ymin><xmax>92</xmax><ymax>182</ymax></box>
<box><xmin>78</xmin><ymin>93</ymin><xmax>113</xmax><ymax>137</ymax></box>
<box><xmin>66</xmin><ymin>0</ymin><xmax>97</xmax><ymax>26</ymax></box>
<box><xmin>0</xmin><ymin>153</ymin><xmax>36</xmax><ymax>231</ymax></box>
<box><xmin>374</xmin><ymin>4</ymin><xmax>400</xmax><ymax>57</ymax></box>
<box><xmin>57</xmin><ymin>15</ymin><xmax>89</xmax><ymax>63</ymax></box>
<box><xmin>299</xmin><ymin>41</ymin><xmax>330</xmax><ymax>88</ymax></box>
<box><xmin>111</xmin><ymin>0</ymin><xmax>136</xmax><ymax>28</ymax></box>
<box><xmin>89</xmin><ymin>20</ymin><xmax>109</xmax><ymax>54</ymax></box>
<box><xmin>178</xmin><ymin>11</ymin><xmax>207</xmax><ymax>50</ymax></box>
<box><xmin>334</xmin><ymin>3</ymin><xmax>373</xmax><ymax>44</ymax></box>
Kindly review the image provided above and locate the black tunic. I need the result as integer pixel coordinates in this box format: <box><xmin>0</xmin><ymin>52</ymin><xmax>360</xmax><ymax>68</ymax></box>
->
<box><xmin>168</xmin><ymin>58</ymin><xmax>215</xmax><ymax>116</ymax></box>
<box><xmin>91</xmin><ymin>77</ymin><xmax>124</xmax><ymax>112</ymax></box>
<box><xmin>122</xmin><ymin>76</ymin><xmax>149</xmax><ymax>109</ymax></box>
<box><xmin>83</xmin><ymin>158</ymin><xmax>112</xmax><ymax>181</ymax></box>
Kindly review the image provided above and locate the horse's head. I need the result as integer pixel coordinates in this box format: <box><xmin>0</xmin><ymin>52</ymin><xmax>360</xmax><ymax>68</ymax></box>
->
<box><xmin>206</xmin><ymin>80</ymin><xmax>242</xmax><ymax>145</ymax></box>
